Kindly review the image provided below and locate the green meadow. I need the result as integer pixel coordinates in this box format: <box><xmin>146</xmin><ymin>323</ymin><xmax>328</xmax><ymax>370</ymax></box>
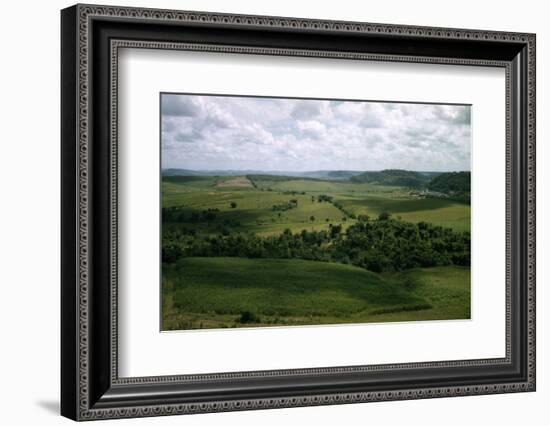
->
<box><xmin>162</xmin><ymin>257</ymin><xmax>470</xmax><ymax>330</ymax></box>
<box><xmin>161</xmin><ymin>172</ymin><xmax>471</xmax><ymax>330</ymax></box>
<box><xmin>162</xmin><ymin>175</ymin><xmax>470</xmax><ymax>234</ymax></box>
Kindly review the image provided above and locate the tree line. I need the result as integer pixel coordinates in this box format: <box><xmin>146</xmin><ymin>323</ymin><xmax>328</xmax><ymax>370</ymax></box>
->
<box><xmin>162</xmin><ymin>215</ymin><xmax>470</xmax><ymax>273</ymax></box>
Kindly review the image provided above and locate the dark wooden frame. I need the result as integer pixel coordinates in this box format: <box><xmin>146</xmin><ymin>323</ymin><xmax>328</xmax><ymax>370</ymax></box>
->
<box><xmin>61</xmin><ymin>4</ymin><xmax>536</xmax><ymax>421</ymax></box>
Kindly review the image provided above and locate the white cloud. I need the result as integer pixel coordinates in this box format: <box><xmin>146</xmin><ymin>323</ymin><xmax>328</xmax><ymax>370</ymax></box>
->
<box><xmin>296</xmin><ymin>120</ymin><xmax>326</xmax><ymax>139</ymax></box>
<box><xmin>161</xmin><ymin>94</ymin><xmax>471</xmax><ymax>172</ymax></box>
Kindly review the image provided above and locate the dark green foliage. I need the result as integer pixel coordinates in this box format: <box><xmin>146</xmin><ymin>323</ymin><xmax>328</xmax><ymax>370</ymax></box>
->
<box><xmin>350</xmin><ymin>169</ymin><xmax>429</xmax><ymax>188</ymax></box>
<box><xmin>378</xmin><ymin>211</ymin><xmax>391</xmax><ymax>221</ymax></box>
<box><xmin>418</xmin><ymin>171</ymin><xmax>443</xmax><ymax>179</ymax></box>
<box><xmin>163</xmin><ymin>206</ymin><xmax>220</xmax><ymax>222</ymax></box>
<box><xmin>428</xmin><ymin>171</ymin><xmax>471</xmax><ymax>194</ymax></box>
<box><xmin>230</xmin><ymin>202</ymin><xmax>237</xmax><ymax>208</ymax></box>
<box><xmin>162</xmin><ymin>242</ymin><xmax>183</xmax><ymax>264</ymax></box>
<box><xmin>162</xmin><ymin>216</ymin><xmax>470</xmax><ymax>273</ymax></box>
<box><xmin>272</xmin><ymin>199</ymin><xmax>298</xmax><ymax>211</ymax></box>
<box><xmin>239</xmin><ymin>311</ymin><xmax>260</xmax><ymax>323</ymax></box>
<box><xmin>329</xmin><ymin>223</ymin><xmax>342</xmax><ymax>238</ymax></box>
<box><xmin>317</xmin><ymin>194</ymin><xmax>334</xmax><ymax>202</ymax></box>
<box><xmin>370</xmin><ymin>303</ymin><xmax>433</xmax><ymax>316</ymax></box>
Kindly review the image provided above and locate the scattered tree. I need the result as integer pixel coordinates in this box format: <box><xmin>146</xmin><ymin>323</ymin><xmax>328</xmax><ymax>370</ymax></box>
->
<box><xmin>378</xmin><ymin>211</ymin><xmax>391</xmax><ymax>221</ymax></box>
<box><xmin>239</xmin><ymin>311</ymin><xmax>260</xmax><ymax>324</ymax></box>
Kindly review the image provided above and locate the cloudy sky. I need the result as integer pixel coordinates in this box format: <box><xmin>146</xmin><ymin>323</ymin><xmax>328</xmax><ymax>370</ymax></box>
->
<box><xmin>161</xmin><ymin>94</ymin><xmax>471</xmax><ymax>172</ymax></box>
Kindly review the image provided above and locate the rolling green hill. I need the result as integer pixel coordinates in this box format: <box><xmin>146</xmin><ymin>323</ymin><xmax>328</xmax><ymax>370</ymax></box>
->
<box><xmin>326</xmin><ymin>170</ymin><xmax>363</xmax><ymax>179</ymax></box>
<box><xmin>350</xmin><ymin>169</ymin><xmax>429</xmax><ymax>188</ymax></box>
<box><xmin>162</xmin><ymin>257</ymin><xmax>470</xmax><ymax>330</ymax></box>
<box><xmin>428</xmin><ymin>171</ymin><xmax>471</xmax><ymax>194</ymax></box>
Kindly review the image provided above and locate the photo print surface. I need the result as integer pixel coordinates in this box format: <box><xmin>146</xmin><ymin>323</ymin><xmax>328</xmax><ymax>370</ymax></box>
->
<box><xmin>160</xmin><ymin>93</ymin><xmax>471</xmax><ymax>331</ymax></box>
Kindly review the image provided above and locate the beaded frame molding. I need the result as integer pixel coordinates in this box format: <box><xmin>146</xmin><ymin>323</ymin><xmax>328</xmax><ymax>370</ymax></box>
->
<box><xmin>61</xmin><ymin>4</ymin><xmax>536</xmax><ymax>421</ymax></box>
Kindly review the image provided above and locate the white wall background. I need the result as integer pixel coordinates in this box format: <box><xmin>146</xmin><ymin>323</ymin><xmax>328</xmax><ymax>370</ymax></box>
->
<box><xmin>0</xmin><ymin>0</ymin><xmax>546</xmax><ymax>424</ymax></box>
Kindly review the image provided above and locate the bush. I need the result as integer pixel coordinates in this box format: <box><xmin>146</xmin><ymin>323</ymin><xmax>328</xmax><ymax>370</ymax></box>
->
<box><xmin>317</xmin><ymin>194</ymin><xmax>333</xmax><ymax>203</ymax></box>
<box><xmin>378</xmin><ymin>211</ymin><xmax>391</xmax><ymax>221</ymax></box>
<box><xmin>162</xmin><ymin>242</ymin><xmax>183</xmax><ymax>263</ymax></box>
<box><xmin>230</xmin><ymin>202</ymin><xmax>237</xmax><ymax>208</ymax></box>
<box><xmin>239</xmin><ymin>311</ymin><xmax>260</xmax><ymax>324</ymax></box>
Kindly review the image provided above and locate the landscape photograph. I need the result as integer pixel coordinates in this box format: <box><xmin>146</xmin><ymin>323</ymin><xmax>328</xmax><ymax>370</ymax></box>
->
<box><xmin>160</xmin><ymin>93</ymin><xmax>471</xmax><ymax>331</ymax></box>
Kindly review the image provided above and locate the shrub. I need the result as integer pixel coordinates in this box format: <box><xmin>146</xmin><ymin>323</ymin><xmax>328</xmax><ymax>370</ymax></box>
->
<box><xmin>239</xmin><ymin>311</ymin><xmax>260</xmax><ymax>324</ymax></box>
<box><xmin>162</xmin><ymin>242</ymin><xmax>182</xmax><ymax>263</ymax></box>
<box><xmin>378</xmin><ymin>211</ymin><xmax>391</xmax><ymax>221</ymax></box>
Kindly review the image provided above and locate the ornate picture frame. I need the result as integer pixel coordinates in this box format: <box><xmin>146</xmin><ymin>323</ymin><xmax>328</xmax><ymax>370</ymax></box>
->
<box><xmin>61</xmin><ymin>4</ymin><xmax>535</xmax><ymax>421</ymax></box>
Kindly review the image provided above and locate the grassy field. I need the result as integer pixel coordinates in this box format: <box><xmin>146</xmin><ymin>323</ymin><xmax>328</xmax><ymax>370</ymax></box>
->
<box><xmin>336</xmin><ymin>194</ymin><xmax>470</xmax><ymax>232</ymax></box>
<box><xmin>162</xmin><ymin>175</ymin><xmax>470</xmax><ymax>234</ymax></box>
<box><xmin>162</xmin><ymin>257</ymin><xmax>470</xmax><ymax>330</ymax></box>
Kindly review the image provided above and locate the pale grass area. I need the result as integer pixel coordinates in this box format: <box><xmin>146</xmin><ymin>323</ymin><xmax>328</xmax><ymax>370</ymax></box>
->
<box><xmin>216</xmin><ymin>176</ymin><xmax>254</xmax><ymax>188</ymax></box>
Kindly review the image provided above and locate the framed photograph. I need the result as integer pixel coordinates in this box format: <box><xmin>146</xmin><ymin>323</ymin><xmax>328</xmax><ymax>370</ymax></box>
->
<box><xmin>61</xmin><ymin>4</ymin><xmax>536</xmax><ymax>421</ymax></box>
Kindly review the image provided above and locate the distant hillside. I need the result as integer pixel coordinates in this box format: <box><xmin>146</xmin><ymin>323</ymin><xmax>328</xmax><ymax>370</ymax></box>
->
<box><xmin>418</xmin><ymin>171</ymin><xmax>444</xmax><ymax>179</ymax></box>
<box><xmin>162</xmin><ymin>175</ymin><xmax>212</xmax><ymax>183</ymax></box>
<box><xmin>163</xmin><ymin>168</ymin><xmax>268</xmax><ymax>177</ymax></box>
<box><xmin>162</xmin><ymin>169</ymin><xmax>453</xmax><ymax>190</ymax></box>
<box><xmin>428</xmin><ymin>172</ymin><xmax>471</xmax><ymax>194</ymax></box>
<box><xmin>326</xmin><ymin>170</ymin><xmax>364</xmax><ymax>179</ymax></box>
<box><xmin>162</xmin><ymin>169</ymin><xmax>364</xmax><ymax>180</ymax></box>
<box><xmin>246</xmin><ymin>174</ymin><xmax>319</xmax><ymax>183</ymax></box>
<box><xmin>162</xmin><ymin>168</ymin><xmax>205</xmax><ymax>176</ymax></box>
<box><xmin>350</xmin><ymin>169</ymin><xmax>429</xmax><ymax>188</ymax></box>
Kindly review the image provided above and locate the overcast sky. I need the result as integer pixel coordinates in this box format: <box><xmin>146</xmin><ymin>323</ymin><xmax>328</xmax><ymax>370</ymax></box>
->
<box><xmin>161</xmin><ymin>94</ymin><xmax>471</xmax><ymax>172</ymax></box>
